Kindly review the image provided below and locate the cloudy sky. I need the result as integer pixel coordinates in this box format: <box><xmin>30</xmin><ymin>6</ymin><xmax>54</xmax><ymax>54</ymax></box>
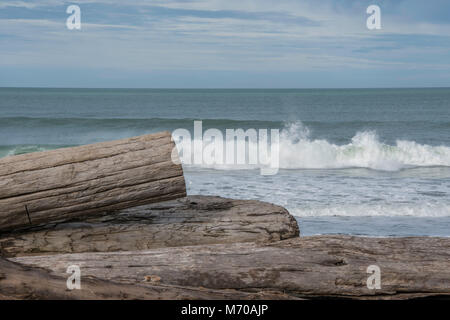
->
<box><xmin>1</xmin><ymin>0</ymin><xmax>450</xmax><ymax>88</ymax></box>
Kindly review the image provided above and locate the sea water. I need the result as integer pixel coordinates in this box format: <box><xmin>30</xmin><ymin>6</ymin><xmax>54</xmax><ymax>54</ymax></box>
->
<box><xmin>1</xmin><ymin>87</ymin><xmax>449</xmax><ymax>236</ymax></box>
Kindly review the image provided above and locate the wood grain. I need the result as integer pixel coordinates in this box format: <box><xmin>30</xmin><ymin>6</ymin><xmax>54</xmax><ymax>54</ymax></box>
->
<box><xmin>0</xmin><ymin>132</ymin><xmax>186</xmax><ymax>232</ymax></box>
<box><xmin>0</xmin><ymin>257</ymin><xmax>291</xmax><ymax>300</ymax></box>
<box><xmin>0</xmin><ymin>196</ymin><xmax>299</xmax><ymax>257</ymax></box>
<box><xmin>13</xmin><ymin>236</ymin><xmax>450</xmax><ymax>299</ymax></box>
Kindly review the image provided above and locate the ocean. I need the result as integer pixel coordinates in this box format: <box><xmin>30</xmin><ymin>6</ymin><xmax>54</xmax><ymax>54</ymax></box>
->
<box><xmin>1</xmin><ymin>87</ymin><xmax>449</xmax><ymax>237</ymax></box>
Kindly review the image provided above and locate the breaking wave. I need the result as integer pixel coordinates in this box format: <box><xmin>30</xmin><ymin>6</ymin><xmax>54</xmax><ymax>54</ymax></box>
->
<box><xmin>2</xmin><ymin>119</ymin><xmax>450</xmax><ymax>172</ymax></box>
<box><xmin>276</xmin><ymin>122</ymin><xmax>450</xmax><ymax>171</ymax></box>
<box><xmin>180</xmin><ymin>121</ymin><xmax>450</xmax><ymax>172</ymax></box>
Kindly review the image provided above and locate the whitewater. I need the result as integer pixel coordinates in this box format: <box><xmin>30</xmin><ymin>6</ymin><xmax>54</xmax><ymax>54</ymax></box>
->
<box><xmin>175</xmin><ymin>121</ymin><xmax>450</xmax><ymax>172</ymax></box>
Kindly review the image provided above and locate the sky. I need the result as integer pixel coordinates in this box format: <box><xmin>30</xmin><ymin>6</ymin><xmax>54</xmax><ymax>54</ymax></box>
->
<box><xmin>1</xmin><ymin>0</ymin><xmax>450</xmax><ymax>88</ymax></box>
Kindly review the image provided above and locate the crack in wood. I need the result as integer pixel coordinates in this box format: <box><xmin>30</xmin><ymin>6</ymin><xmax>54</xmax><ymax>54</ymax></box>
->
<box><xmin>24</xmin><ymin>205</ymin><xmax>32</xmax><ymax>225</ymax></box>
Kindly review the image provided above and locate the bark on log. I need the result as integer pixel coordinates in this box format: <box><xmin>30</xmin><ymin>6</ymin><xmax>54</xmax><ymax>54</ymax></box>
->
<box><xmin>0</xmin><ymin>257</ymin><xmax>290</xmax><ymax>300</ymax></box>
<box><xmin>0</xmin><ymin>196</ymin><xmax>299</xmax><ymax>257</ymax></box>
<box><xmin>0</xmin><ymin>132</ymin><xmax>186</xmax><ymax>233</ymax></box>
<box><xmin>13</xmin><ymin>236</ymin><xmax>450</xmax><ymax>299</ymax></box>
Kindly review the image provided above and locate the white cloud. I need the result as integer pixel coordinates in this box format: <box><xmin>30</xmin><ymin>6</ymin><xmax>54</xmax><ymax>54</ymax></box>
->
<box><xmin>1</xmin><ymin>0</ymin><xmax>450</xmax><ymax>74</ymax></box>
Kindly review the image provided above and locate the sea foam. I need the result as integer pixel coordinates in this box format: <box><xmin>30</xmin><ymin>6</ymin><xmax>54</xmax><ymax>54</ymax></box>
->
<box><xmin>184</xmin><ymin>121</ymin><xmax>450</xmax><ymax>172</ymax></box>
<box><xmin>278</xmin><ymin>122</ymin><xmax>450</xmax><ymax>171</ymax></box>
<box><xmin>290</xmin><ymin>203</ymin><xmax>450</xmax><ymax>217</ymax></box>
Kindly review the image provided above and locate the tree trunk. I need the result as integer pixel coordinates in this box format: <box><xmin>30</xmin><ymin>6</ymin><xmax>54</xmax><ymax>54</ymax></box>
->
<box><xmin>0</xmin><ymin>132</ymin><xmax>186</xmax><ymax>233</ymax></box>
<box><xmin>0</xmin><ymin>196</ymin><xmax>299</xmax><ymax>257</ymax></box>
<box><xmin>0</xmin><ymin>257</ymin><xmax>290</xmax><ymax>300</ymax></box>
<box><xmin>13</xmin><ymin>236</ymin><xmax>450</xmax><ymax>299</ymax></box>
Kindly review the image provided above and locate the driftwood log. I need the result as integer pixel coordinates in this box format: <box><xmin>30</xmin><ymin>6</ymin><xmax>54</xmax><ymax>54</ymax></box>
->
<box><xmin>0</xmin><ymin>257</ymin><xmax>291</xmax><ymax>300</ymax></box>
<box><xmin>0</xmin><ymin>196</ymin><xmax>299</xmax><ymax>257</ymax></box>
<box><xmin>13</xmin><ymin>236</ymin><xmax>450</xmax><ymax>299</ymax></box>
<box><xmin>0</xmin><ymin>132</ymin><xmax>186</xmax><ymax>233</ymax></box>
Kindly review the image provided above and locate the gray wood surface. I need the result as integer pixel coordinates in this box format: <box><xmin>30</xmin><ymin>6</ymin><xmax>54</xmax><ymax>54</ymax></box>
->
<box><xmin>0</xmin><ymin>132</ymin><xmax>186</xmax><ymax>232</ymax></box>
<box><xmin>0</xmin><ymin>257</ymin><xmax>291</xmax><ymax>300</ymax></box>
<box><xmin>0</xmin><ymin>196</ymin><xmax>299</xmax><ymax>257</ymax></box>
<box><xmin>13</xmin><ymin>235</ymin><xmax>450</xmax><ymax>299</ymax></box>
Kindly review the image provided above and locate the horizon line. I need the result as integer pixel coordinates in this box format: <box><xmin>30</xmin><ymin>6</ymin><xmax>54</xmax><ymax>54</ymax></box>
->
<box><xmin>1</xmin><ymin>86</ymin><xmax>450</xmax><ymax>90</ymax></box>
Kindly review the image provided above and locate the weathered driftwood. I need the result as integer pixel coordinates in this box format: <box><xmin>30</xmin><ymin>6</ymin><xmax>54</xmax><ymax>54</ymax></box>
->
<box><xmin>0</xmin><ymin>257</ymin><xmax>291</xmax><ymax>300</ymax></box>
<box><xmin>13</xmin><ymin>235</ymin><xmax>450</xmax><ymax>299</ymax></box>
<box><xmin>0</xmin><ymin>132</ymin><xmax>186</xmax><ymax>233</ymax></box>
<box><xmin>0</xmin><ymin>196</ymin><xmax>299</xmax><ymax>257</ymax></box>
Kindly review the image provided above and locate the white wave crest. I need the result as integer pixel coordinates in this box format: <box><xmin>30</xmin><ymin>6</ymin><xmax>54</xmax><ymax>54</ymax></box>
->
<box><xmin>278</xmin><ymin>122</ymin><xmax>450</xmax><ymax>171</ymax></box>
<box><xmin>183</xmin><ymin>121</ymin><xmax>450</xmax><ymax>172</ymax></box>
